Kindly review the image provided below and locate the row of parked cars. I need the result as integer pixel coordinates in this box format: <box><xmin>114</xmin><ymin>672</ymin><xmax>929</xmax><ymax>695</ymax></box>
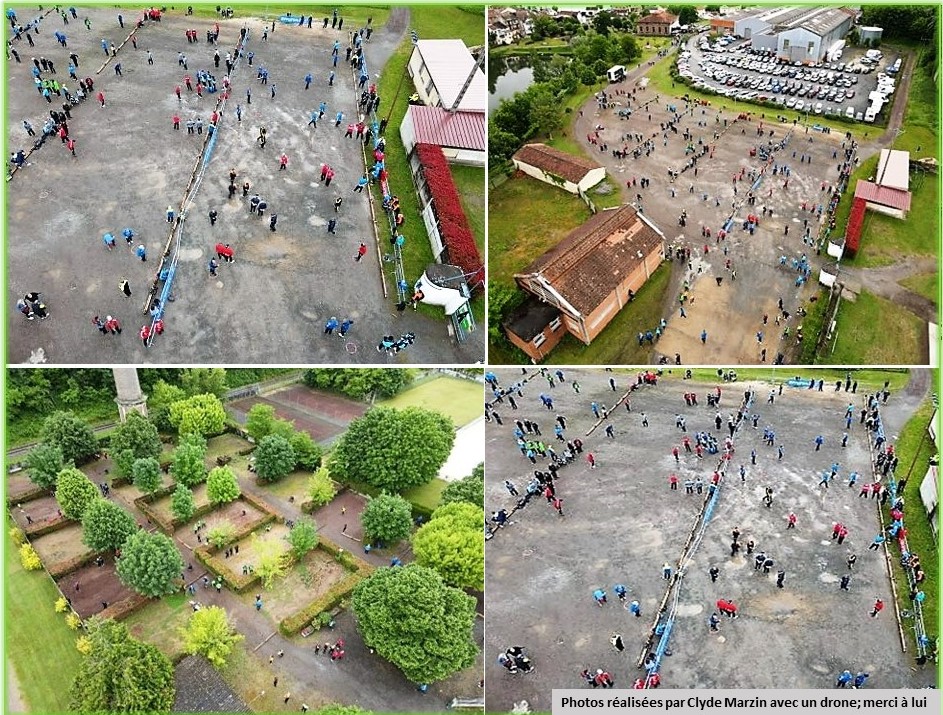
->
<box><xmin>676</xmin><ymin>39</ymin><xmax>878</xmax><ymax>120</ymax></box>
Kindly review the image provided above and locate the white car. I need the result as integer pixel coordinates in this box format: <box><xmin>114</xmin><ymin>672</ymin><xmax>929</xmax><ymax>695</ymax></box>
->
<box><xmin>795</xmin><ymin>100</ymin><xmax>805</xmax><ymax>111</ymax></box>
<box><xmin>813</xmin><ymin>102</ymin><xmax>823</xmax><ymax>114</ymax></box>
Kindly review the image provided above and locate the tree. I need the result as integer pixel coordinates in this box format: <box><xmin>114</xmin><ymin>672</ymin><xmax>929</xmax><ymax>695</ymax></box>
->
<box><xmin>254</xmin><ymin>434</ymin><xmax>296</xmax><ymax>483</ymax></box>
<box><xmin>287</xmin><ymin>517</ymin><xmax>319</xmax><ymax>560</ymax></box>
<box><xmin>171</xmin><ymin>433</ymin><xmax>208</xmax><ymax>487</ymax></box>
<box><xmin>116</xmin><ymin>530</ymin><xmax>184</xmax><ymax>597</ymax></box>
<box><xmin>131</xmin><ymin>457</ymin><xmax>163</xmax><ymax>499</ymax></box>
<box><xmin>41</xmin><ymin>411</ymin><xmax>98</xmax><ymax>465</ymax></box>
<box><xmin>245</xmin><ymin>404</ymin><xmax>277</xmax><ymax>442</ymax></box>
<box><xmin>530</xmin><ymin>14</ymin><xmax>557</xmax><ymax>41</ymax></box>
<box><xmin>441</xmin><ymin>464</ymin><xmax>484</xmax><ymax>507</ymax></box>
<box><xmin>170</xmin><ymin>484</ymin><xmax>196</xmax><ymax>522</ymax></box>
<box><xmin>667</xmin><ymin>5</ymin><xmax>699</xmax><ymax>26</ymax></box>
<box><xmin>331</xmin><ymin>407</ymin><xmax>455</xmax><ymax>492</ymax></box>
<box><xmin>109</xmin><ymin>412</ymin><xmax>162</xmax><ymax>478</ymax></box>
<box><xmin>55</xmin><ymin>467</ymin><xmax>101</xmax><ymax>520</ymax></box>
<box><xmin>180</xmin><ymin>368</ymin><xmax>228</xmax><ymax>398</ymax></box>
<box><xmin>82</xmin><ymin>499</ymin><xmax>138</xmax><ymax>552</ymax></box>
<box><xmin>361</xmin><ymin>493</ymin><xmax>414</xmax><ymax>545</ymax></box>
<box><xmin>206</xmin><ymin>466</ymin><xmax>241</xmax><ymax>505</ymax></box>
<box><xmin>618</xmin><ymin>34</ymin><xmax>641</xmax><ymax>64</ymax></box>
<box><xmin>412</xmin><ymin>502</ymin><xmax>484</xmax><ymax>590</ymax></box>
<box><xmin>147</xmin><ymin>380</ymin><xmax>186</xmax><ymax>433</ymax></box>
<box><xmin>252</xmin><ymin>532</ymin><xmax>290</xmax><ymax>589</ymax></box>
<box><xmin>302</xmin><ymin>369</ymin><xmax>412</xmax><ymax>399</ymax></box>
<box><xmin>180</xmin><ymin>605</ymin><xmax>244</xmax><ymax>668</ymax></box>
<box><xmin>307</xmin><ymin>467</ymin><xmax>337</xmax><ymax>507</ymax></box>
<box><xmin>168</xmin><ymin>394</ymin><xmax>227</xmax><ymax>437</ymax></box>
<box><xmin>290</xmin><ymin>431</ymin><xmax>323</xmax><ymax>471</ymax></box>
<box><xmin>69</xmin><ymin>617</ymin><xmax>175</xmax><ymax>713</ymax></box>
<box><xmin>24</xmin><ymin>443</ymin><xmax>64</xmax><ymax>490</ymax></box>
<box><xmin>488</xmin><ymin>120</ymin><xmax>523</xmax><ymax>166</ymax></box>
<box><xmin>352</xmin><ymin>565</ymin><xmax>478</xmax><ymax>683</ymax></box>
<box><xmin>592</xmin><ymin>9</ymin><xmax>614</xmax><ymax>35</ymax></box>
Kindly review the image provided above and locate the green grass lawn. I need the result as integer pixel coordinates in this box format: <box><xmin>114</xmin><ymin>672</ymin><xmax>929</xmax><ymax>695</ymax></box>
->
<box><xmin>885</xmin><ymin>397</ymin><xmax>939</xmax><ymax>648</ymax></box>
<box><xmin>123</xmin><ymin>592</ymin><xmax>191</xmax><ymax>661</ymax></box>
<box><xmin>661</xmin><ymin>367</ymin><xmax>911</xmax><ymax>392</ymax></box>
<box><xmin>891</xmin><ymin>48</ymin><xmax>938</xmax><ymax>157</ymax></box>
<box><xmin>542</xmin><ymin>262</ymin><xmax>672</xmax><ymax>364</ymax></box>
<box><xmin>6</xmin><ymin>520</ymin><xmax>84</xmax><ymax>713</ymax></box>
<box><xmin>489</xmin><ymin>174</ymin><xmax>591</xmax><ymax>286</ymax></box>
<box><xmin>378</xmin><ymin>376</ymin><xmax>482</xmax><ymax>427</ymax></box>
<box><xmin>370</xmin><ymin>6</ymin><xmax>484</xmax><ymax>318</ymax></box>
<box><xmin>827</xmin><ymin>290</ymin><xmax>926</xmax><ymax>365</ymax></box>
<box><xmin>899</xmin><ymin>272</ymin><xmax>939</xmax><ymax>304</ymax></box>
<box><xmin>257</xmin><ymin>468</ymin><xmax>314</xmax><ymax>501</ymax></box>
<box><xmin>450</xmin><ymin>164</ymin><xmax>486</xmax><ymax>321</ymax></box>
<box><xmin>402</xmin><ymin>477</ymin><xmax>448</xmax><ymax>513</ymax></box>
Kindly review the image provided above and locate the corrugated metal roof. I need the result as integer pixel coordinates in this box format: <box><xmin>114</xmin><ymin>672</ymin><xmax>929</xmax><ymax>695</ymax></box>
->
<box><xmin>415</xmin><ymin>40</ymin><xmax>486</xmax><ymax>112</ymax></box>
<box><xmin>410</xmin><ymin>106</ymin><xmax>485</xmax><ymax>151</ymax></box>
<box><xmin>854</xmin><ymin>180</ymin><xmax>912</xmax><ymax>212</ymax></box>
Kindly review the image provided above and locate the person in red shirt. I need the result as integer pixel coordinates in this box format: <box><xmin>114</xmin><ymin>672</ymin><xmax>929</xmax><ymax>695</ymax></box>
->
<box><xmin>870</xmin><ymin>599</ymin><xmax>884</xmax><ymax>617</ymax></box>
<box><xmin>139</xmin><ymin>324</ymin><xmax>150</xmax><ymax>345</ymax></box>
<box><xmin>215</xmin><ymin>243</ymin><xmax>234</xmax><ymax>262</ymax></box>
<box><xmin>279</xmin><ymin>153</ymin><xmax>288</xmax><ymax>170</ymax></box>
<box><xmin>552</xmin><ymin>497</ymin><xmax>563</xmax><ymax>516</ymax></box>
<box><xmin>172</xmin><ymin>113</ymin><xmax>180</xmax><ymax>130</ymax></box>
<box><xmin>66</xmin><ymin>138</ymin><xmax>76</xmax><ymax>156</ymax></box>
<box><xmin>587</xmin><ymin>453</ymin><xmax>596</xmax><ymax>469</ymax></box>
<box><xmin>97</xmin><ymin>91</ymin><xmax>105</xmax><ymax>106</ymax></box>
<box><xmin>355</xmin><ymin>243</ymin><xmax>367</xmax><ymax>262</ymax></box>
<box><xmin>668</xmin><ymin>474</ymin><xmax>678</xmax><ymax>490</ymax></box>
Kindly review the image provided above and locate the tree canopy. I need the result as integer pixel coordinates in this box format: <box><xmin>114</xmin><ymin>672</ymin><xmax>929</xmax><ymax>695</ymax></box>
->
<box><xmin>55</xmin><ymin>467</ymin><xmax>101</xmax><ymax>520</ymax></box>
<box><xmin>82</xmin><ymin>499</ymin><xmax>138</xmax><ymax>552</ymax></box>
<box><xmin>41</xmin><ymin>411</ymin><xmax>98</xmax><ymax>465</ymax></box>
<box><xmin>412</xmin><ymin>502</ymin><xmax>484</xmax><ymax>590</ymax></box>
<box><xmin>180</xmin><ymin>606</ymin><xmax>244</xmax><ymax>668</ymax></box>
<box><xmin>131</xmin><ymin>457</ymin><xmax>163</xmax><ymax>498</ymax></box>
<box><xmin>302</xmin><ymin>369</ymin><xmax>412</xmax><ymax>399</ymax></box>
<box><xmin>441</xmin><ymin>464</ymin><xmax>484</xmax><ymax>507</ymax></box>
<box><xmin>331</xmin><ymin>407</ymin><xmax>455</xmax><ymax>492</ymax></box>
<box><xmin>69</xmin><ymin>617</ymin><xmax>175</xmax><ymax>713</ymax></box>
<box><xmin>252</xmin><ymin>533</ymin><xmax>290</xmax><ymax>589</ymax></box>
<box><xmin>206</xmin><ymin>466</ymin><xmax>242</xmax><ymax>505</ymax></box>
<box><xmin>352</xmin><ymin>564</ymin><xmax>478</xmax><ymax>683</ymax></box>
<box><xmin>307</xmin><ymin>466</ymin><xmax>338</xmax><ymax>507</ymax></box>
<box><xmin>168</xmin><ymin>394</ymin><xmax>227</xmax><ymax>436</ymax></box>
<box><xmin>289</xmin><ymin>431</ymin><xmax>323</xmax><ymax>471</ymax></box>
<box><xmin>170</xmin><ymin>483</ymin><xmax>196</xmax><ymax>522</ymax></box>
<box><xmin>180</xmin><ymin>368</ymin><xmax>229</xmax><ymax>398</ymax></box>
<box><xmin>245</xmin><ymin>404</ymin><xmax>278</xmax><ymax>442</ymax></box>
<box><xmin>109</xmin><ymin>412</ymin><xmax>162</xmax><ymax>478</ymax></box>
<box><xmin>24</xmin><ymin>443</ymin><xmax>64</xmax><ymax>490</ymax></box>
<box><xmin>287</xmin><ymin>517</ymin><xmax>319</xmax><ymax>560</ymax></box>
<box><xmin>254</xmin><ymin>434</ymin><xmax>296</xmax><ymax>483</ymax></box>
<box><xmin>116</xmin><ymin>531</ymin><xmax>185</xmax><ymax>597</ymax></box>
<box><xmin>171</xmin><ymin>433</ymin><xmax>208</xmax><ymax>488</ymax></box>
<box><xmin>360</xmin><ymin>493</ymin><xmax>414</xmax><ymax>545</ymax></box>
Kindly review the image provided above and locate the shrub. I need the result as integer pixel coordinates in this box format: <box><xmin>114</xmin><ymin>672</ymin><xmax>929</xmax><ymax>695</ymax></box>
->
<box><xmin>19</xmin><ymin>543</ymin><xmax>42</xmax><ymax>571</ymax></box>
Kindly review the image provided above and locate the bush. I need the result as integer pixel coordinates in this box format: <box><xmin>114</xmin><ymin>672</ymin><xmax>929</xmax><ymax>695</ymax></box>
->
<box><xmin>254</xmin><ymin>435</ymin><xmax>296</xmax><ymax>483</ymax></box>
<box><xmin>55</xmin><ymin>596</ymin><xmax>70</xmax><ymax>613</ymax></box>
<box><xmin>9</xmin><ymin>526</ymin><xmax>26</xmax><ymax>546</ymax></box>
<box><xmin>290</xmin><ymin>431</ymin><xmax>323</xmax><ymax>471</ymax></box>
<box><xmin>55</xmin><ymin>467</ymin><xmax>100</xmax><ymax>521</ymax></box>
<box><xmin>206</xmin><ymin>466</ymin><xmax>242</xmax><ymax>505</ymax></box>
<box><xmin>208</xmin><ymin>522</ymin><xmax>236</xmax><ymax>548</ymax></box>
<box><xmin>307</xmin><ymin>467</ymin><xmax>337</xmax><ymax>507</ymax></box>
<box><xmin>65</xmin><ymin>612</ymin><xmax>82</xmax><ymax>630</ymax></box>
<box><xmin>19</xmin><ymin>543</ymin><xmax>42</xmax><ymax>571</ymax></box>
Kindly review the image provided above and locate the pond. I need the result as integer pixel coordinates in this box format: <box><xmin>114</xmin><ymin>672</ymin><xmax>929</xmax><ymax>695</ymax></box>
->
<box><xmin>489</xmin><ymin>54</ymin><xmax>538</xmax><ymax>111</ymax></box>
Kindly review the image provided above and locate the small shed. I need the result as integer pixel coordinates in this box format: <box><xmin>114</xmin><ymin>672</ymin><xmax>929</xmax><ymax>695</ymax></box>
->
<box><xmin>512</xmin><ymin>143</ymin><xmax>606</xmax><ymax>194</ymax></box>
<box><xmin>503</xmin><ymin>298</ymin><xmax>566</xmax><ymax>363</ymax></box>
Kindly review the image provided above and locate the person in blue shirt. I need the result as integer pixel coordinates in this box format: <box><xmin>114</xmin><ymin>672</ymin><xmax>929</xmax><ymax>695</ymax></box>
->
<box><xmin>592</xmin><ymin>589</ymin><xmax>607</xmax><ymax>607</ymax></box>
<box><xmin>852</xmin><ymin>672</ymin><xmax>869</xmax><ymax>689</ymax></box>
<box><xmin>613</xmin><ymin>584</ymin><xmax>627</xmax><ymax>605</ymax></box>
<box><xmin>303</xmin><ymin>72</ymin><xmax>312</xmax><ymax>90</ymax></box>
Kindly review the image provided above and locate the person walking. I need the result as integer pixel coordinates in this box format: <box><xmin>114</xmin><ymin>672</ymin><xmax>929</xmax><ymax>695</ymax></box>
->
<box><xmin>324</xmin><ymin>317</ymin><xmax>338</xmax><ymax>335</ymax></box>
<box><xmin>869</xmin><ymin>599</ymin><xmax>884</xmax><ymax>617</ymax></box>
<box><xmin>355</xmin><ymin>243</ymin><xmax>367</xmax><ymax>261</ymax></box>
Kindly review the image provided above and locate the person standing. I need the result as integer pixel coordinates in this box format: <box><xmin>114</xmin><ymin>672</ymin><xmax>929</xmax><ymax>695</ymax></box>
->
<box><xmin>324</xmin><ymin>317</ymin><xmax>338</xmax><ymax>335</ymax></box>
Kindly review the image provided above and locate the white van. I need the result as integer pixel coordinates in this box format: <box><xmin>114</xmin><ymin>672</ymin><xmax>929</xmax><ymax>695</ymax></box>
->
<box><xmin>845</xmin><ymin>105</ymin><xmax>855</xmax><ymax>119</ymax></box>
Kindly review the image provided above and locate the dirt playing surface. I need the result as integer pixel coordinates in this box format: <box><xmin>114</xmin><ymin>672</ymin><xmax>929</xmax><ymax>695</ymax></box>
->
<box><xmin>56</xmin><ymin>555</ymin><xmax>137</xmax><ymax>619</ymax></box>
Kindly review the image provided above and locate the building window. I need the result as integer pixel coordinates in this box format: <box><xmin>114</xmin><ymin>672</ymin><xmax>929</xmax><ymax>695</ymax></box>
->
<box><xmin>533</xmin><ymin>333</ymin><xmax>546</xmax><ymax>348</ymax></box>
<box><xmin>549</xmin><ymin>317</ymin><xmax>562</xmax><ymax>331</ymax></box>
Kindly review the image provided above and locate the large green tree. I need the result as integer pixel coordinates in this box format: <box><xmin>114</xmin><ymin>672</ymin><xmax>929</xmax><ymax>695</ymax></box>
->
<box><xmin>170</xmin><ymin>483</ymin><xmax>196</xmax><ymax>522</ymax></box>
<box><xmin>171</xmin><ymin>433</ymin><xmax>208</xmax><ymax>487</ymax></box>
<box><xmin>206</xmin><ymin>466</ymin><xmax>241</xmax><ymax>505</ymax></box>
<box><xmin>287</xmin><ymin>517</ymin><xmax>319</xmax><ymax>560</ymax></box>
<box><xmin>109</xmin><ymin>412</ymin><xmax>162</xmax><ymax>478</ymax></box>
<box><xmin>302</xmin><ymin>369</ymin><xmax>412</xmax><ymax>399</ymax></box>
<box><xmin>254</xmin><ymin>434</ymin><xmax>296</xmax><ymax>483</ymax></box>
<box><xmin>131</xmin><ymin>457</ymin><xmax>163</xmax><ymax>499</ymax></box>
<box><xmin>55</xmin><ymin>467</ymin><xmax>100</xmax><ymax>520</ymax></box>
<box><xmin>147</xmin><ymin>380</ymin><xmax>187</xmax><ymax>433</ymax></box>
<box><xmin>168</xmin><ymin>394</ymin><xmax>227</xmax><ymax>437</ymax></box>
<box><xmin>667</xmin><ymin>5</ymin><xmax>700</xmax><ymax>26</ymax></box>
<box><xmin>69</xmin><ymin>617</ymin><xmax>175</xmax><ymax>713</ymax></box>
<box><xmin>331</xmin><ymin>407</ymin><xmax>455</xmax><ymax>492</ymax></box>
<box><xmin>411</xmin><ymin>502</ymin><xmax>484</xmax><ymax>590</ymax></box>
<box><xmin>245</xmin><ymin>403</ymin><xmax>278</xmax><ymax>442</ymax></box>
<box><xmin>252</xmin><ymin>533</ymin><xmax>290</xmax><ymax>589</ymax></box>
<box><xmin>41</xmin><ymin>411</ymin><xmax>98</xmax><ymax>465</ymax></box>
<box><xmin>180</xmin><ymin>605</ymin><xmax>244</xmax><ymax>668</ymax></box>
<box><xmin>82</xmin><ymin>499</ymin><xmax>138</xmax><ymax>552</ymax></box>
<box><xmin>116</xmin><ymin>531</ymin><xmax>185</xmax><ymax>597</ymax></box>
<box><xmin>307</xmin><ymin>466</ymin><xmax>337</xmax><ymax>507</ymax></box>
<box><xmin>24</xmin><ymin>443</ymin><xmax>64</xmax><ymax>490</ymax></box>
<box><xmin>361</xmin><ymin>493</ymin><xmax>414</xmax><ymax>545</ymax></box>
<box><xmin>352</xmin><ymin>565</ymin><xmax>478</xmax><ymax>683</ymax></box>
<box><xmin>441</xmin><ymin>464</ymin><xmax>484</xmax><ymax>507</ymax></box>
<box><xmin>289</xmin><ymin>431</ymin><xmax>323</xmax><ymax>471</ymax></box>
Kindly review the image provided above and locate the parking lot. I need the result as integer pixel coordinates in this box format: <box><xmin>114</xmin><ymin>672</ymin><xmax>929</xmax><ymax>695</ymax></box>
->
<box><xmin>677</xmin><ymin>32</ymin><xmax>896</xmax><ymax>123</ymax></box>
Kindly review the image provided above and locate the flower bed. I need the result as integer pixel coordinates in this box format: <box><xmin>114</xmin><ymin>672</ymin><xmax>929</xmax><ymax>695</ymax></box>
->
<box><xmin>414</xmin><ymin>143</ymin><xmax>484</xmax><ymax>291</ymax></box>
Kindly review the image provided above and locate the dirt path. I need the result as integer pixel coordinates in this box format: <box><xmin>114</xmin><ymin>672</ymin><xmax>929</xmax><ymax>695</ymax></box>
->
<box><xmin>6</xmin><ymin>662</ymin><xmax>27</xmax><ymax>713</ymax></box>
<box><xmin>840</xmin><ymin>255</ymin><xmax>938</xmax><ymax>323</ymax></box>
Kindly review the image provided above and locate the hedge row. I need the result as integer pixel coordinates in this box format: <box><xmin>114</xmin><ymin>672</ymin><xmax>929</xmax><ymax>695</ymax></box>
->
<box><xmin>317</xmin><ymin>533</ymin><xmax>371</xmax><ymax>574</ymax></box>
<box><xmin>5</xmin><ymin>483</ymin><xmax>49</xmax><ymax>506</ymax></box>
<box><xmin>48</xmin><ymin>548</ymin><xmax>98</xmax><ymax>579</ymax></box>
<box><xmin>278</xmin><ymin>570</ymin><xmax>366</xmax><ymax>636</ymax></box>
<box><xmin>98</xmin><ymin>592</ymin><xmax>150</xmax><ymax>623</ymax></box>
<box><xmin>133</xmin><ymin>484</ymin><xmax>179</xmax><ymax>534</ymax></box>
<box><xmin>25</xmin><ymin>515</ymin><xmax>73</xmax><ymax>539</ymax></box>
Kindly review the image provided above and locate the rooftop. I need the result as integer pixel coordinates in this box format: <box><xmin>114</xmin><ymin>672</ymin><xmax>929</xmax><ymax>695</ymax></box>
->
<box><xmin>517</xmin><ymin>205</ymin><xmax>666</xmax><ymax>315</ymax></box>
<box><xmin>875</xmin><ymin>149</ymin><xmax>910</xmax><ymax>192</ymax></box>
<box><xmin>173</xmin><ymin>655</ymin><xmax>251</xmax><ymax>713</ymax></box>
<box><xmin>503</xmin><ymin>297</ymin><xmax>561</xmax><ymax>342</ymax></box>
<box><xmin>414</xmin><ymin>40</ymin><xmax>486</xmax><ymax>112</ymax></box>
<box><xmin>640</xmin><ymin>10</ymin><xmax>678</xmax><ymax>24</ymax></box>
<box><xmin>854</xmin><ymin>180</ymin><xmax>912</xmax><ymax>212</ymax></box>
<box><xmin>512</xmin><ymin>143</ymin><xmax>603</xmax><ymax>185</ymax></box>
<box><xmin>407</xmin><ymin>106</ymin><xmax>486</xmax><ymax>152</ymax></box>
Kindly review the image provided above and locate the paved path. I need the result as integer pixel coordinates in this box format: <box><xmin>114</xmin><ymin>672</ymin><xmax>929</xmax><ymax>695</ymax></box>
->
<box><xmin>840</xmin><ymin>256</ymin><xmax>937</xmax><ymax>323</ymax></box>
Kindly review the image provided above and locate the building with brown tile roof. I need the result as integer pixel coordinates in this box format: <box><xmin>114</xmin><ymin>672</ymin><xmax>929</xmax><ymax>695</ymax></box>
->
<box><xmin>637</xmin><ymin>10</ymin><xmax>679</xmax><ymax>35</ymax></box>
<box><xmin>513</xmin><ymin>205</ymin><xmax>666</xmax><ymax>347</ymax></box>
<box><xmin>512</xmin><ymin>143</ymin><xmax>606</xmax><ymax>194</ymax></box>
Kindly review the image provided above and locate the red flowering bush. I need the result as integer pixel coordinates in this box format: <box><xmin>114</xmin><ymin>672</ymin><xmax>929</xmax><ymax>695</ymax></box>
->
<box><xmin>415</xmin><ymin>143</ymin><xmax>484</xmax><ymax>292</ymax></box>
